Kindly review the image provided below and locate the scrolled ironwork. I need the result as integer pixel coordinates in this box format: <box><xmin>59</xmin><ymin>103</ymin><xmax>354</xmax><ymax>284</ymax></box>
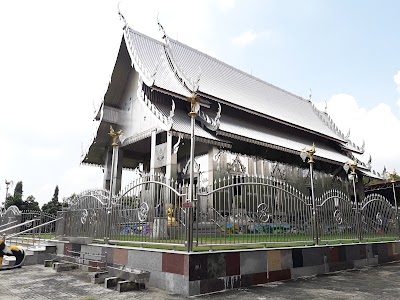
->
<box><xmin>81</xmin><ymin>209</ymin><xmax>89</xmax><ymax>225</ymax></box>
<box><xmin>138</xmin><ymin>202</ymin><xmax>149</xmax><ymax>222</ymax></box>
<box><xmin>257</xmin><ymin>203</ymin><xmax>271</xmax><ymax>223</ymax></box>
<box><xmin>333</xmin><ymin>209</ymin><xmax>343</xmax><ymax>225</ymax></box>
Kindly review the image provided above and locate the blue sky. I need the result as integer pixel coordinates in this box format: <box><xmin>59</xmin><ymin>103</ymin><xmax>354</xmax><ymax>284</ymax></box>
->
<box><xmin>1</xmin><ymin>0</ymin><xmax>399</xmax><ymax>205</ymax></box>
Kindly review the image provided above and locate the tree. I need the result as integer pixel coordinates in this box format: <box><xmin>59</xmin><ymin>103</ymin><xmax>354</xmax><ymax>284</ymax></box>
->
<box><xmin>14</xmin><ymin>181</ymin><xmax>23</xmax><ymax>196</ymax></box>
<box><xmin>5</xmin><ymin>181</ymin><xmax>23</xmax><ymax>209</ymax></box>
<box><xmin>52</xmin><ymin>185</ymin><xmax>59</xmax><ymax>202</ymax></box>
<box><xmin>22</xmin><ymin>195</ymin><xmax>40</xmax><ymax>211</ymax></box>
<box><xmin>42</xmin><ymin>185</ymin><xmax>62</xmax><ymax>216</ymax></box>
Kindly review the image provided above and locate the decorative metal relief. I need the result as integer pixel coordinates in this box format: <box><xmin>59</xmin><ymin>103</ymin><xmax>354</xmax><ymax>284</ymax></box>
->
<box><xmin>257</xmin><ymin>203</ymin><xmax>272</xmax><ymax>223</ymax></box>
<box><xmin>173</xmin><ymin>135</ymin><xmax>181</xmax><ymax>154</ymax></box>
<box><xmin>271</xmin><ymin>163</ymin><xmax>286</xmax><ymax>181</ymax></box>
<box><xmin>333</xmin><ymin>209</ymin><xmax>343</xmax><ymax>224</ymax></box>
<box><xmin>213</xmin><ymin>150</ymin><xmax>222</xmax><ymax>172</ymax></box>
<box><xmin>154</xmin><ymin>142</ymin><xmax>167</xmax><ymax>168</ymax></box>
<box><xmin>89</xmin><ymin>210</ymin><xmax>97</xmax><ymax>225</ymax></box>
<box><xmin>138</xmin><ymin>202</ymin><xmax>149</xmax><ymax>222</ymax></box>
<box><xmin>81</xmin><ymin>209</ymin><xmax>89</xmax><ymax>225</ymax></box>
<box><xmin>376</xmin><ymin>212</ymin><xmax>383</xmax><ymax>226</ymax></box>
<box><xmin>182</xmin><ymin>158</ymin><xmax>200</xmax><ymax>175</ymax></box>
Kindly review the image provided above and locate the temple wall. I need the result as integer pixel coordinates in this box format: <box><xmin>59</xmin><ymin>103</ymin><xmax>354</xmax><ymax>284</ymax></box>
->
<box><xmin>52</xmin><ymin>240</ymin><xmax>400</xmax><ymax>296</ymax></box>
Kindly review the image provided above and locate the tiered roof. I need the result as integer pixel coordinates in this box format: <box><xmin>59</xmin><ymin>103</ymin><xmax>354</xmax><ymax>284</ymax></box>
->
<box><xmin>83</xmin><ymin>22</ymin><xmax>378</xmax><ymax>176</ymax></box>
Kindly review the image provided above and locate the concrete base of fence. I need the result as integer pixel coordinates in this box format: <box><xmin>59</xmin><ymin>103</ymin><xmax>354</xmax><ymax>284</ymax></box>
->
<box><xmin>68</xmin><ymin>237</ymin><xmax>93</xmax><ymax>245</ymax></box>
<box><xmin>47</xmin><ymin>240</ymin><xmax>400</xmax><ymax>296</ymax></box>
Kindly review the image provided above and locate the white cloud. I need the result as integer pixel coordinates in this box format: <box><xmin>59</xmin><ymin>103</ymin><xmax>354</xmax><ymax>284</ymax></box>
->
<box><xmin>0</xmin><ymin>0</ymin><xmax>217</xmax><ymax>207</ymax></box>
<box><xmin>28</xmin><ymin>147</ymin><xmax>64</xmax><ymax>159</ymax></box>
<box><xmin>394</xmin><ymin>71</ymin><xmax>400</xmax><ymax>86</ymax></box>
<box><xmin>316</xmin><ymin>94</ymin><xmax>400</xmax><ymax>174</ymax></box>
<box><xmin>232</xmin><ymin>31</ymin><xmax>267</xmax><ymax>46</ymax></box>
<box><xmin>219</xmin><ymin>0</ymin><xmax>236</xmax><ymax>11</ymax></box>
<box><xmin>58</xmin><ymin>166</ymin><xmax>103</xmax><ymax>200</ymax></box>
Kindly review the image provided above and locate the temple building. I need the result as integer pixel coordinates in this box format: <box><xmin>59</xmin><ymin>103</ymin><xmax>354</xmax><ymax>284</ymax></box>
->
<box><xmin>82</xmin><ymin>18</ymin><xmax>380</xmax><ymax>201</ymax></box>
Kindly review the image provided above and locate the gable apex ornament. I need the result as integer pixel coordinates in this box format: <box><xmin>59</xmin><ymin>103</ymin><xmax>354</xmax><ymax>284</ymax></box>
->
<box><xmin>227</xmin><ymin>155</ymin><xmax>246</xmax><ymax>174</ymax></box>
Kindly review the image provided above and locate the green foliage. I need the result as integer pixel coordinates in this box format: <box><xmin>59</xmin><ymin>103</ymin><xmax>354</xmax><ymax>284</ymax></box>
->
<box><xmin>21</xmin><ymin>195</ymin><xmax>40</xmax><ymax>211</ymax></box>
<box><xmin>5</xmin><ymin>181</ymin><xmax>24</xmax><ymax>209</ymax></box>
<box><xmin>14</xmin><ymin>181</ymin><xmax>23</xmax><ymax>196</ymax></box>
<box><xmin>42</xmin><ymin>185</ymin><xmax>62</xmax><ymax>216</ymax></box>
<box><xmin>52</xmin><ymin>185</ymin><xmax>59</xmax><ymax>202</ymax></box>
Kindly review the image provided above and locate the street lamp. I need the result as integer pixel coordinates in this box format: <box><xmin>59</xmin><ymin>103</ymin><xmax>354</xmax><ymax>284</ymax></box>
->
<box><xmin>300</xmin><ymin>143</ymin><xmax>318</xmax><ymax>245</ymax></box>
<box><xmin>343</xmin><ymin>159</ymin><xmax>362</xmax><ymax>241</ymax></box>
<box><xmin>185</xmin><ymin>93</ymin><xmax>200</xmax><ymax>252</ymax></box>
<box><xmin>3</xmin><ymin>180</ymin><xmax>13</xmax><ymax>212</ymax></box>
<box><xmin>384</xmin><ymin>169</ymin><xmax>398</xmax><ymax>238</ymax></box>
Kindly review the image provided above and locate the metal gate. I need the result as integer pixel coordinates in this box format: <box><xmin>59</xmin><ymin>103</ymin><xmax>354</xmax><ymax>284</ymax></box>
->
<box><xmin>195</xmin><ymin>175</ymin><xmax>313</xmax><ymax>247</ymax></box>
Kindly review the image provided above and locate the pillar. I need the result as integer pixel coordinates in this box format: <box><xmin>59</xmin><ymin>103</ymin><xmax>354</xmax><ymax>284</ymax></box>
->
<box><xmin>165</xmin><ymin>131</ymin><xmax>178</xmax><ymax>181</ymax></box>
<box><xmin>206</xmin><ymin>146</ymin><xmax>219</xmax><ymax>211</ymax></box>
<box><xmin>356</xmin><ymin>174</ymin><xmax>365</xmax><ymax>202</ymax></box>
<box><xmin>112</xmin><ymin>148</ymin><xmax>124</xmax><ymax>195</ymax></box>
<box><xmin>150</xmin><ymin>130</ymin><xmax>156</xmax><ymax>175</ymax></box>
<box><xmin>103</xmin><ymin>148</ymin><xmax>112</xmax><ymax>190</ymax></box>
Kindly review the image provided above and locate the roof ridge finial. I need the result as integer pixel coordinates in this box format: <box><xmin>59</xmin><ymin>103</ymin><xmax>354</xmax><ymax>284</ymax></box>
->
<box><xmin>157</xmin><ymin>14</ymin><xmax>168</xmax><ymax>42</ymax></box>
<box><xmin>118</xmin><ymin>2</ymin><xmax>127</xmax><ymax>28</ymax></box>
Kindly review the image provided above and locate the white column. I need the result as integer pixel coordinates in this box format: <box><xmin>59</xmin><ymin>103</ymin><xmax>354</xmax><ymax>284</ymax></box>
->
<box><xmin>165</xmin><ymin>131</ymin><xmax>177</xmax><ymax>181</ymax></box>
<box><xmin>103</xmin><ymin>148</ymin><xmax>112</xmax><ymax>190</ymax></box>
<box><xmin>150</xmin><ymin>130</ymin><xmax>157</xmax><ymax>175</ymax></box>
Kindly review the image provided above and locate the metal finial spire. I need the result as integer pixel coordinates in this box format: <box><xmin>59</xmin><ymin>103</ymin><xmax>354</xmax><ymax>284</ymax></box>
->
<box><xmin>117</xmin><ymin>2</ymin><xmax>127</xmax><ymax>28</ymax></box>
<box><xmin>157</xmin><ymin>14</ymin><xmax>167</xmax><ymax>40</ymax></box>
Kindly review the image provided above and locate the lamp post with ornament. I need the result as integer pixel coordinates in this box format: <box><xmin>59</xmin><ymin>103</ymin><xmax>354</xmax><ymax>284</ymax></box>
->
<box><xmin>343</xmin><ymin>159</ymin><xmax>362</xmax><ymax>242</ymax></box>
<box><xmin>300</xmin><ymin>143</ymin><xmax>318</xmax><ymax>245</ymax></box>
<box><xmin>105</xmin><ymin>126</ymin><xmax>123</xmax><ymax>242</ymax></box>
<box><xmin>384</xmin><ymin>170</ymin><xmax>399</xmax><ymax>238</ymax></box>
<box><xmin>184</xmin><ymin>93</ymin><xmax>200</xmax><ymax>252</ymax></box>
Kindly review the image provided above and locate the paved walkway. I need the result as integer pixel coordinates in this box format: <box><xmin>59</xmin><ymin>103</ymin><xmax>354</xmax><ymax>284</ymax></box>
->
<box><xmin>1</xmin><ymin>262</ymin><xmax>400</xmax><ymax>299</ymax></box>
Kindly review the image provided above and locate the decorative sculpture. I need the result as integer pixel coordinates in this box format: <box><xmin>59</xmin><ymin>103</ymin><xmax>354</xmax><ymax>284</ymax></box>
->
<box><xmin>167</xmin><ymin>204</ymin><xmax>178</xmax><ymax>226</ymax></box>
<box><xmin>0</xmin><ymin>239</ymin><xmax>25</xmax><ymax>271</ymax></box>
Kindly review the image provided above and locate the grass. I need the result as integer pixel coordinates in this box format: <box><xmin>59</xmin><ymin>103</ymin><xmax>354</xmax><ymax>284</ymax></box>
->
<box><xmin>15</xmin><ymin>232</ymin><xmax>398</xmax><ymax>252</ymax></box>
<box><xmin>109</xmin><ymin>233</ymin><xmax>399</xmax><ymax>252</ymax></box>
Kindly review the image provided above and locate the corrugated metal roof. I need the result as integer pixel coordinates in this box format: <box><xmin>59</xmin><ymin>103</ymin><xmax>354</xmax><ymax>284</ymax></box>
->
<box><xmin>360</xmin><ymin>169</ymin><xmax>383</xmax><ymax>180</ymax></box>
<box><xmin>125</xmin><ymin>28</ymin><xmax>191</xmax><ymax>98</ymax></box>
<box><xmin>217</xmin><ymin>115</ymin><xmax>351</xmax><ymax>165</ymax></box>
<box><xmin>169</xmin><ymin>39</ymin><xmax>345</xmax><ymax>141</ymax></box>
<box><xmin>124</xmin><ymin>26</ymin><xmax>346</xmax><ymax>142</ymax></box>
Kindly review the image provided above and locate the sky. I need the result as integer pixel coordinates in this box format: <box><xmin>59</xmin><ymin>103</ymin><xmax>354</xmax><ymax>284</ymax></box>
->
<box><xmin>1</xmin><ymin>0</ymin><xmax>400</xmax><ymax>206</ymax></box>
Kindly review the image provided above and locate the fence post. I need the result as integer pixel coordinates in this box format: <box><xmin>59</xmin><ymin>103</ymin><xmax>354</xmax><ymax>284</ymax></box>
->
<box><xmin>352</xmin><ymin>177</ymin><xmax>362</xmax><ymax>242</ymax></box>
<box><xmin>392</xmin><ymin>181</ymin><xmax>400</xmax><ymax>240</ymax></box>
<box><xmin>106</xmin><ymin>126</ymin><xmax>123</xmax><ymax>243</ymax></box>
<box><xmin>309</xmin><ymin>162</ymin><xmax>319</xmax><ymax>245</ymax></box>
<box><xmin>300</xmin><ymin>144</ymin><xmax>318</xmax><ymax>245</ymax></box>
